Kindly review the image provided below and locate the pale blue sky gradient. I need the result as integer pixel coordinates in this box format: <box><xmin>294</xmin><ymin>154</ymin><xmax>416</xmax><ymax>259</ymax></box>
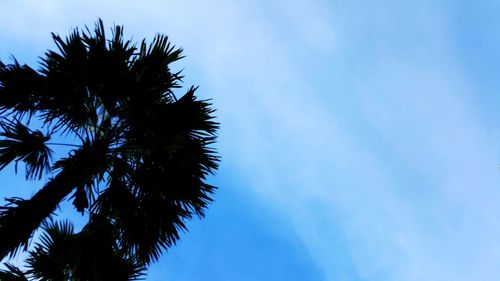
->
<box><xmin>0</xmin><ymin>1</ymin><xmax>499</xmax><ymax>280</ymax></box>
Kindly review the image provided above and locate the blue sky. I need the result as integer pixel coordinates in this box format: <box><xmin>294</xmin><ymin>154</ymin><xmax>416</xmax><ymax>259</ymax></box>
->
<box><xmin>1</xmin><ymin>1</ymin><xmax>500</xmax><ymax>280</ymax></box>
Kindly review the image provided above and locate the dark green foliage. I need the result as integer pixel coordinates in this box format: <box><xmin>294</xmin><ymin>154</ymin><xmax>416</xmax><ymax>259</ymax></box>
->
<box><xmin>0</xmin><ymin>19</ymin><xmax>219</xmax><ymax>280</ymax></box>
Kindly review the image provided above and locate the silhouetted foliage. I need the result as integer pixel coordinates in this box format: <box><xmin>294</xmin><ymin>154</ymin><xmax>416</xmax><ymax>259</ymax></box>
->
<box><xmin>0</xmin><ymin>19</ymin><xmax>219</xmax><ymax>280</ymax></box>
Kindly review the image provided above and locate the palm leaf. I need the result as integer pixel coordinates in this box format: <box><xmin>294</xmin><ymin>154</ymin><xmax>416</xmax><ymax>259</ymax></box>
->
<box><xmin>27</xmin><ymin>218</ymin><xmax>145</xmax><ymax>281</ymax></box>
<box><xmin>0</xmin><ymin>61</ymin><xmax>44</xmax><ymax>117</ymax></box>
<box><xmin>0</xmin><ymin>119</ymin><xmax>53</xmax><ymax>180</ymax></box>
<box><xmin>0</xmin><ymin>263</ymin><xmax>29</xmax><ymax>281</ymax></box>
<box><xmin>130</xmin><ymin>34</ymin><xmax>184</xmax><ymax>104</ymax></box>
<box><xmin>26</xmin><ymin>220</ymin><xmax>74</xmax><ymax>281</ymax></box>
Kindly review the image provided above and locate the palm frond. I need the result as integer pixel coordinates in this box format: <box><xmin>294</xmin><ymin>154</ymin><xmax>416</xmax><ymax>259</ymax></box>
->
<box><xmin>26</xmin><ymin>220</ymin><xmax>74</xmax><ymax>281</ymax></box>
<box><xmin>95</xmin><ymin>87</ymin><xmax>219</xmax><ymax>263</ymax></box>
<box><xmin>0</xmin><ymin>263</ymin><xmax>29</xmax><ymax>281</ymax></box>
<box><xmin>130</xmin><ymin>34</ymin><xmax>184</xmax><ymax>103</ymax></box>
<box><xmin>112</xmin><ymin>194</ymin><xmax>188</xmax><ymax>264</ymax></box>
<box><xmin>37</xmin><ymin>28</ymin><xmax>97</xmax><ymax>136</ymax></box>
<box><xmin>83</xmin><ymin>19</ymin><xmax>136</xmax><ymax>115</ymax></box>
<box><xmin>169</xmin><ymin>86</ymin><xmax>219</xmax><ymax>137</ymax></box>
<box><xmin>94</xmin><ymin>156</ymin><xmax>215</xmax><ymax>264</ymax></box>
<box><xmin>27</xmin><ymin>218</ymin><xmax>146</xmax><ymax>281</ymax></box>
<box><xmin>0</xmin><ymin>61</ymin><xmax>44</xmax><ymax>117</ymax></box>
<box><xmin>0</xmin><ymin>119</ymin><xmax>53</xmax><ymax>180</ymax></box>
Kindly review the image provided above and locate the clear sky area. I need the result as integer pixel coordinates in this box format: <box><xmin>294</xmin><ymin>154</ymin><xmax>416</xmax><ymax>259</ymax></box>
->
<box><xmin>1</xmin><ymin>1</ymin><xmax>499</xmax><ymax>280</ymax></box>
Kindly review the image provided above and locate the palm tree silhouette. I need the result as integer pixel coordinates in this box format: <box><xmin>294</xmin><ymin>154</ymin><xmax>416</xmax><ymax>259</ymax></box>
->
<box><xmin>0</xmin><ymin>19</ymin><xmax>219</xmax><ymax>266</ymax></box>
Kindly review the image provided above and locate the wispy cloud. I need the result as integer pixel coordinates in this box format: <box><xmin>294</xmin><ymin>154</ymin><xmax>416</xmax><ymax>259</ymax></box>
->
<box><xmin>1</xmin><ymin>1</ymin><xmax>499</xmax><ymax>281</ymax></box>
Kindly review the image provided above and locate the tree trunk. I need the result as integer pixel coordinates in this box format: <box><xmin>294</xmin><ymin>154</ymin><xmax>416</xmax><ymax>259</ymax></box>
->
<box><xmin>0</xmin><ymin>146</ymin><xmax>107</xmax><ymax>261</ymax></box>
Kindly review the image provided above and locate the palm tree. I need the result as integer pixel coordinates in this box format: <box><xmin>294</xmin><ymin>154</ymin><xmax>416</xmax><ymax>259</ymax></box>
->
<box><xmin>0</xmin><ymin>19</ymin><xmax>219</xmax><ymax>265</ymax></box>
